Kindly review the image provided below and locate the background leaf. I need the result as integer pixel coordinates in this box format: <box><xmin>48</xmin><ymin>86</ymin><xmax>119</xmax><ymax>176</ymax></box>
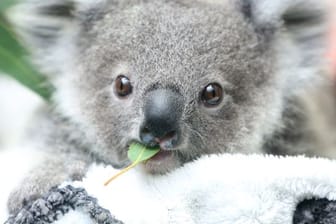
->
<box><xmin>0</xmin><ymin>0</ymin><xmax>17</xmax><ymax>13</ymax></box>
<box><xmin>0</xmin><ymin>2</ymin><xmax>53</xmax><ymax>101</ymax></box>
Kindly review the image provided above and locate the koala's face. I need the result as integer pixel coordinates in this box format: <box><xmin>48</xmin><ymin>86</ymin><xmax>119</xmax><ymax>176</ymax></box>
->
<box><xmin>20</xmin><ymin>0</ymin><xmax>324</xmax><ymax>174</ymax></box>
<box><xmin>71</xmin><ymin>0</ymin><xmax>280</xmax><ymax>174</ymax></box>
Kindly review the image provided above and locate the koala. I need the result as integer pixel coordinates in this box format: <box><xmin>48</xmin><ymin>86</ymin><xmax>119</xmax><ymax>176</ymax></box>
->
<box><xmin>7</xmin><ymin>0</ymin><xmax>335</xmax><ymax>215</ymax></box>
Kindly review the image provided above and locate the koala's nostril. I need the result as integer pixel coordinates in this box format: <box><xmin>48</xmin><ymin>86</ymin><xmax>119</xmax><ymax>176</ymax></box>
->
<box><xmin>140</xmin><ymin>127</ymin><xmax>157</xmax><ymax>147</ymax></box>
<box><xmin>140</xmin><ymin>126</ymin><xmax>180</xmax><ymax>149</ymax></box>
<box><xmin>159</xmin><ymin>131</ymin><xmax>179</xmax><ymax>149</ymax></box>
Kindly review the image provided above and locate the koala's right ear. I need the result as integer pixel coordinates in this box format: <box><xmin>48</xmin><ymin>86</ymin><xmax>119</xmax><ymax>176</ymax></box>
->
<box><xmin>8</xmin><ymin>0</ymin><xmax>106</xmax><ymax>76</ymax></box>
<box><xmin>239</xmin><ymin>0</ymin><xmax>329</xmax><ymax>91</ymax></box>
<box><xmin>240</xmin><ymin>0</ymin><xmax>328</xmax><ymax>35</ymax></box>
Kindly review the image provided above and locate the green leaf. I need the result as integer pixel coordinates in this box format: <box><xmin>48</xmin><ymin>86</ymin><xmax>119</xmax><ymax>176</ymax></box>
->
<box><xmin>104</xmin><ymin>143</ymin><xmax>160</xmax><ymax>186</ymax></box>
<box><xmin>0</xmin><ymin>0</ymin><xmax>17</xmax><ymax>13</ymax></box>
<box><xmin>128</xmin><ymin>143</ymin><xmax>160</xmax><ymax>163</ymax></box>
<box><xmin>0</xmin><ymin>14</ymin><xmax>53</xmax><ymax>101</ymax></box>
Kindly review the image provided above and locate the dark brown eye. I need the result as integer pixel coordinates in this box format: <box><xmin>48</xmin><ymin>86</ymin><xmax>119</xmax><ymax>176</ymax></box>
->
<box><xmin>115</xmin><ymin>75</ymin><xmax>133</xmax><ymax>97</ymax></box>
<box><xmin>201</xmin><ymin>83</ymin><xmax>223</xmax><ymax>107</ymax></box>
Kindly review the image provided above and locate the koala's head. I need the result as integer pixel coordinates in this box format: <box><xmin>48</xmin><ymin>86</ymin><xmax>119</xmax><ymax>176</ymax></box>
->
<box><xmin>11</xmin><ymin>0</ymin><xmax>328</xmax><ymax>173</ymax></box>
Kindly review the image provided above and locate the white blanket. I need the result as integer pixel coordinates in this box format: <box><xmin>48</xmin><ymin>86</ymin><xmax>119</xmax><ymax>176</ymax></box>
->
<box><xmin>50</xmin><ymin>154</ymin><xmax>336</xmax><ymax>224</ymax></box>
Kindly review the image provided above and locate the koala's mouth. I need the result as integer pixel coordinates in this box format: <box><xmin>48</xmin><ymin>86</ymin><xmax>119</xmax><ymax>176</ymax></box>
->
<box><xmin>143</xmin><ymin>135</ymin><xmax>178</xmax><ymax>164</ymax></box>
<box><xmin>128</xmin><ymin>132</ymin><xmax>183</xmax><ymax>174</ymax></box>
<box><xmin>141</xmin><ymin>148</ymin><xmax>180</xmax><ymax>174</ymax></box>
<box><xmin>148</xmin><ymin>149</ymin><xmax>173</xmax><ymax>161</ymax></box>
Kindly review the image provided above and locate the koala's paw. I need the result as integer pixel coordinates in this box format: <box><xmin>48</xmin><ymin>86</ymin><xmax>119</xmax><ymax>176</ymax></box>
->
<box><xmin>7</xmin><ymin>188</ymin><xmax>37</xmax><ymax>216</ymax></box>
<box><xmin>7</xmin><ymin>174</ymin><xmax>67</xmax><ymax>215</ymax></box>
<box><xmin>5</xmin><ymin>185</ymin><xmax>124</xmax><ymax>224</ymax></box>
<box><xmin>7</xmin><ymin>157</ymin><xmax>89</xmax><ymax>215</ymax></box>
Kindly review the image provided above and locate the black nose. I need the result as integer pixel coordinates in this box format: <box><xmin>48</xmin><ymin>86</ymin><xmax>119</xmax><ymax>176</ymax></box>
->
<box><xmin>140</xmin><ymin>89</ymin><xmax>183</xmax><ymax>149</ymax></box>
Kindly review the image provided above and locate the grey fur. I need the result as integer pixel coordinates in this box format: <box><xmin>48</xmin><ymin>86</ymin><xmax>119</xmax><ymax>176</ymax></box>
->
<box><xmin>7</xmin><ymin>0</ymin><xmax>334</xmax><ymax>215</ymax></box>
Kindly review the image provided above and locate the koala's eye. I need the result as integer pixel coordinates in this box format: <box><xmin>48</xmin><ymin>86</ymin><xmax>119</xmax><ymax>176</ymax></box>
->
<box><xmin>115</xmin><ymin>75</ymin><xmax>133</xmax><ymax>97</ymax></box>
<box><xmin>201</xmin><ymin>83</ymin><xmax>223</xmax><ymax>107</ymax></box>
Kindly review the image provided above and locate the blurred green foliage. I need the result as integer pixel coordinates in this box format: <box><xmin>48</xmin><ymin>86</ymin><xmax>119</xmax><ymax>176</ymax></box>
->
<box><xmin>0</xmin><ymin>0</ymin><xmax>17</xmax><ymax>13</ymax></box>
<box><xmin>0</xmin><ymin>1</ymin><xmax>53</xmax><ymax>101</ymax></box>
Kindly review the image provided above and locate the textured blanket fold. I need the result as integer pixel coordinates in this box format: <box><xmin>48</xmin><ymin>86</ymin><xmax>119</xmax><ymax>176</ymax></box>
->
<box><xmin>5</xmin><ymin>154</ymin><xmax>336</xmax><ymax>224</ymax></box>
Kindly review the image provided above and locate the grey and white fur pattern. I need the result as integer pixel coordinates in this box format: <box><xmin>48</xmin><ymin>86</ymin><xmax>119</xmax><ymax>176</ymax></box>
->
<box><xmin>6</xmin><ymin>0</ymin><xmax>335</xmax><ymax>215</ymax></box>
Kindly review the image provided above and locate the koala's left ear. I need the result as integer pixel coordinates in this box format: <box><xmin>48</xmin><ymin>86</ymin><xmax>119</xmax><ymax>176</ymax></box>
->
<box><xmin>8</xmin><ymin>0</ymin><xmax>106</xmax><ymax>77</ymax></box>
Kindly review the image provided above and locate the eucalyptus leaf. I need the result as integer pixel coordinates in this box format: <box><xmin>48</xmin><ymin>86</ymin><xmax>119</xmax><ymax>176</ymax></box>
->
<box><xmin>0</xmin><ymin>13</ymin><xmax>53</xmax><ymax>101</ymax></box>
<box><xmin>104</xmin><ymin>143</ymin><xmax>160</xmax><ymax>186</ymax></box>
<box><xmin>128</xmin><ymin>143</ymin><xmax>160</xmax><ymax>163</ymax></box>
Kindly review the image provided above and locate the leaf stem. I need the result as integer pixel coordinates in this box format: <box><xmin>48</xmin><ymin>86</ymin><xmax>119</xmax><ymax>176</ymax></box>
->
<box><xmin>104</xmin><ymin>146</ymin><xmax>146</xmax><ymax>186</ymax></box>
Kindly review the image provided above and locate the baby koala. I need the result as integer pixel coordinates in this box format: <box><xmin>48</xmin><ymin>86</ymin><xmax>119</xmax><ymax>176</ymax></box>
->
<box><xmin>7</xmin><ymin>0</ymin><xmax>334</xmax><ymax>215</ymax></box>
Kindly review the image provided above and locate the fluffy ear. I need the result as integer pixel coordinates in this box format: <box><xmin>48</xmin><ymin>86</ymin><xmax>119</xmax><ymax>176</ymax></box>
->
<box><xmin>241</xmin><ymin>0</ymin><xmax>329</xmax><ymax>91</ymax></box>
<box><xmin>242</xmin><ymin>0</ymin><xmax>328</xmax><ymax>38</ymax></box>
<box><xmin>8</xmin><ymin>0</ymin><xmax>106</xmax><ymax>77</ymax></box>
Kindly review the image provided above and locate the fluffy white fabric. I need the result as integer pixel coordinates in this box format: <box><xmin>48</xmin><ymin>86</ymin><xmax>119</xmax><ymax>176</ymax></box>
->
<box><xmin>2</xmin><ymin>151</ymin><xmax>336</xmax><ymax>223</ymax></box>
<box><xmin>54</xmin><ymin>154</ymin><xmax>336</xmax><ymax>224</ymax></box>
